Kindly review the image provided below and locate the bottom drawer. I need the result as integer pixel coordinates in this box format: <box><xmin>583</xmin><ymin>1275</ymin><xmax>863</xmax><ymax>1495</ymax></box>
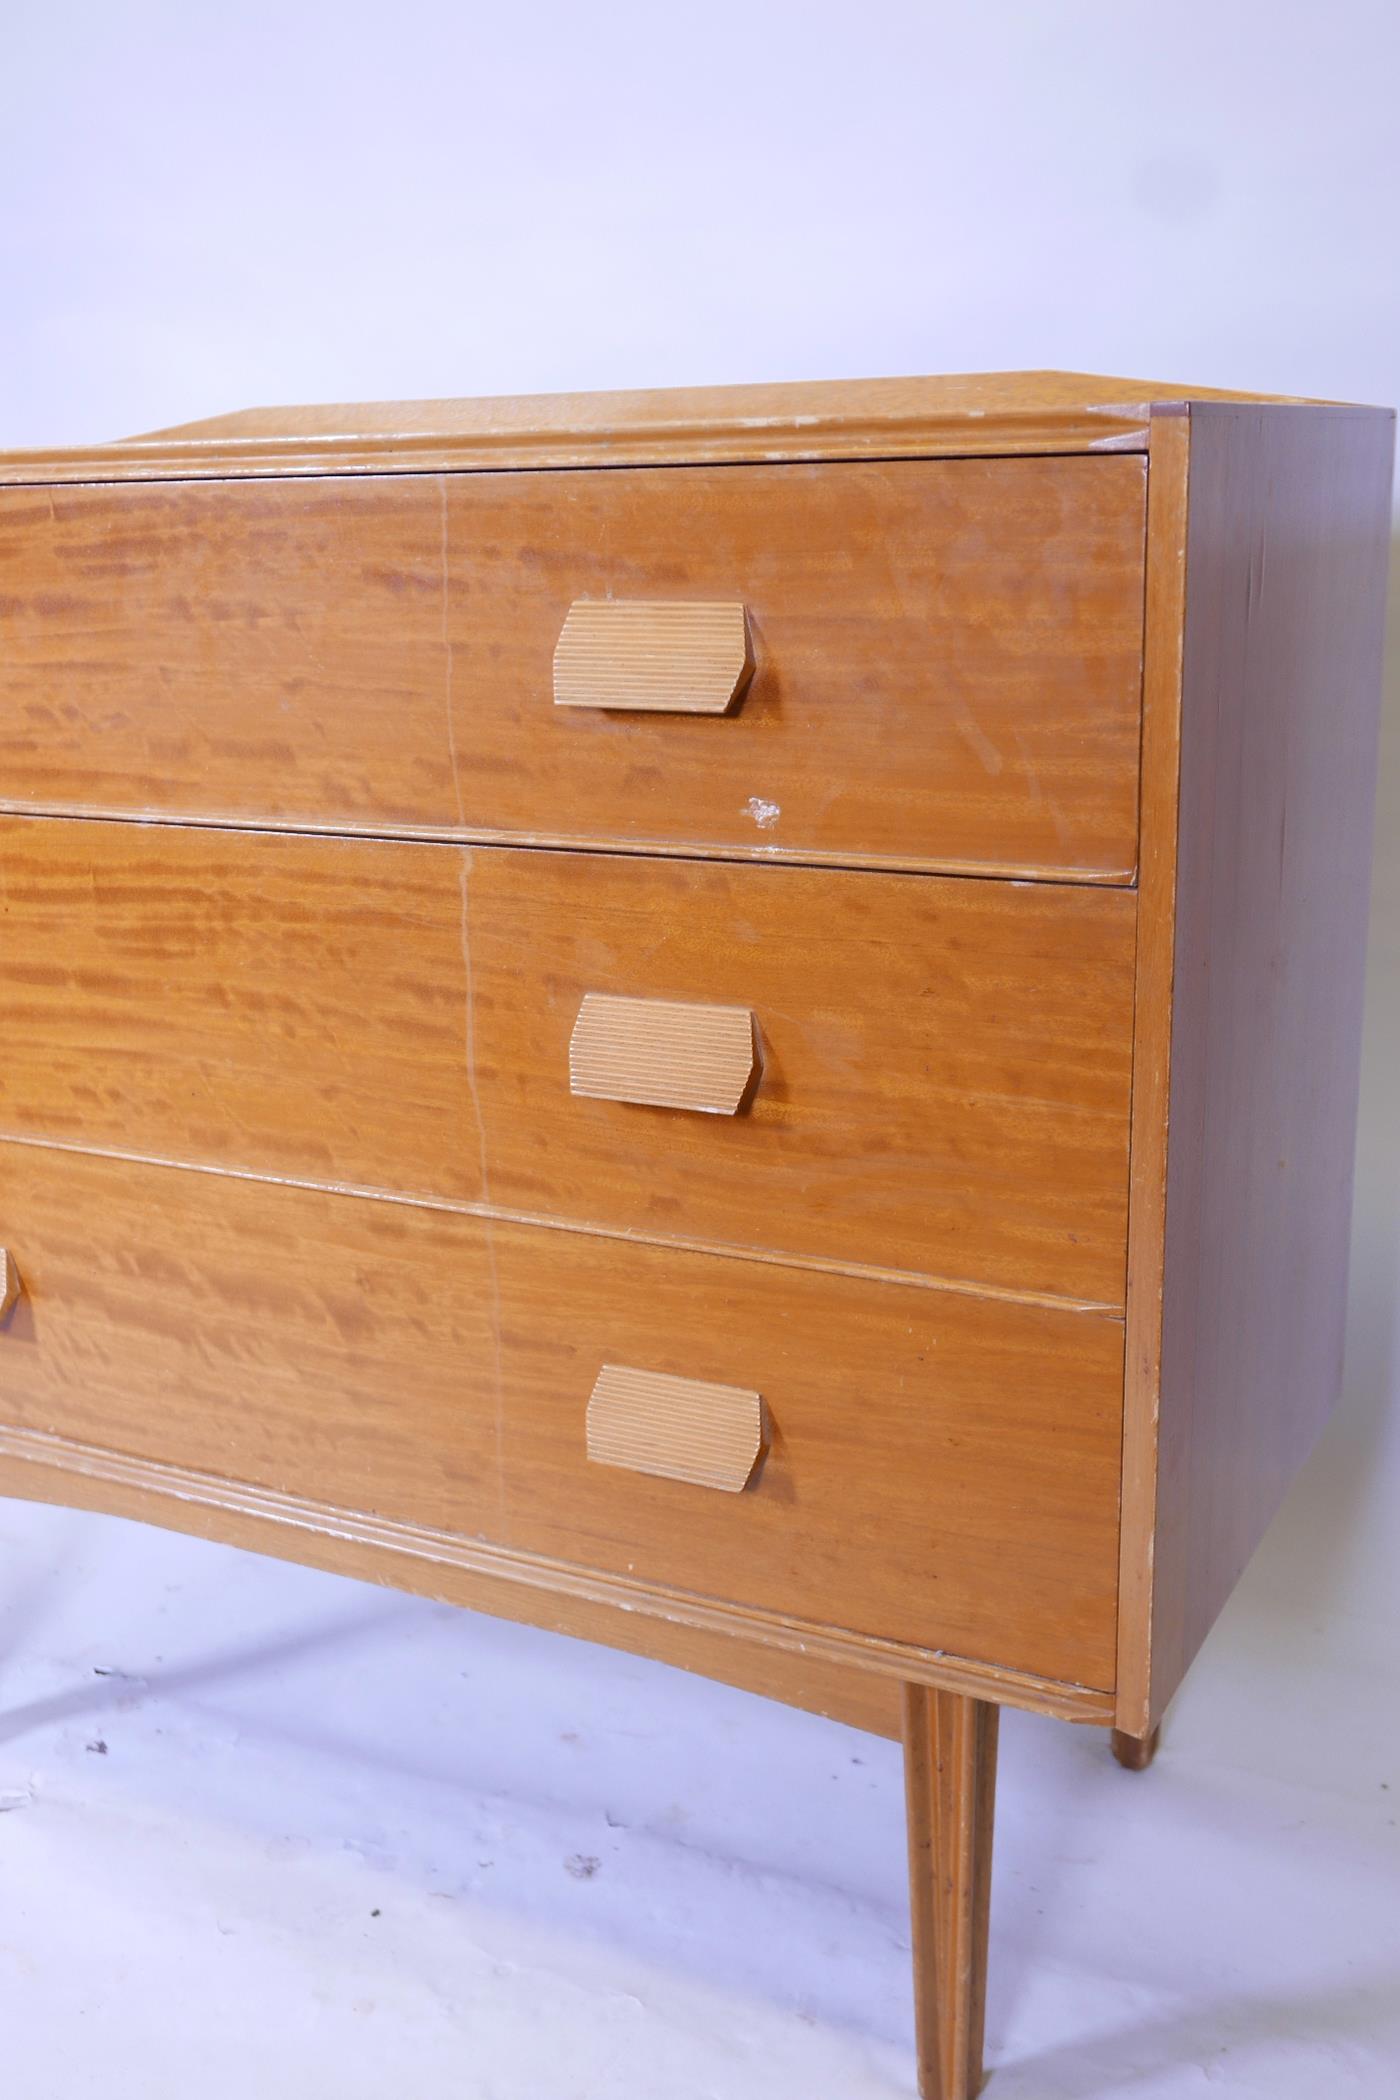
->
<box><xmin>0</xmin><ymin>1144</ymin><xmax>1123</xmax><ymax>1690</ymax></box>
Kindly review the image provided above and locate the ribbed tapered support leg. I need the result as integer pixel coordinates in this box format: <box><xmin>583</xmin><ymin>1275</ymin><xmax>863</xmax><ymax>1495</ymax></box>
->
<box><xmin>901</xmin><ymin>1685</ymin><xmax>999</xmax><ymax>2100</ymax></box>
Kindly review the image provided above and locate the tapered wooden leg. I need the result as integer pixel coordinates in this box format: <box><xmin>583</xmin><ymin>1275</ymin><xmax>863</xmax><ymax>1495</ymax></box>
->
<box><xmin>901</xmin><ymin>1685</ymin><xmax>999</xmax><ymax>2100</ymax></box>
<box><xmin>1111</xmin><ymin>1725</ymin><xmax>1160</xmax><ymax>1771</ymax></box>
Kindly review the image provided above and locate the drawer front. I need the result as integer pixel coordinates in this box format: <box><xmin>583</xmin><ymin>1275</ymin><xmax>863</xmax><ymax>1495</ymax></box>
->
<box><xmin>0</xmin><ymin>1145</ymin><xmax>1123</xmax><ymax>1688</ymax></box>
<box><xmin>0</xmin><ymin>818</ymin><xmax>1136</xmax><ymax>1304</ymax></box>
<box><xmin>0</xmin><ymin>456</ymin><xmax>1145</xmax><ymax>878</ymax></box>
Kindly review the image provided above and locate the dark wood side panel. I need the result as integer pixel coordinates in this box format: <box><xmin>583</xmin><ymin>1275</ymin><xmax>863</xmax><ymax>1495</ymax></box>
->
<box><xmin>0</xmin><ymin>1142</ymin><xmax>1124</xmax><ymax>1691</ymax></box>
<box><xmin>1126</xmin><ymin>403</ymin><xmax>1394</xmax><ymax>1731</ymax></box>
<box><xmin>0</xmin><ymin>821</ymin><xmax>1136</xmax><ymax>1305</ymax></box>
<box><xmin>0</xmin><ymin>456</ymin><xmax>1146</xmax><ymax>879</ymax></box>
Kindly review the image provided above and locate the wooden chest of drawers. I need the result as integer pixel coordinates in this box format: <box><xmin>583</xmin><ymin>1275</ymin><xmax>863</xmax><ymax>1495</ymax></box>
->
<box><xmin>0</xmin><ymin>371</ymin><xmax>1391</xmax><ymax>2098</ymax></box>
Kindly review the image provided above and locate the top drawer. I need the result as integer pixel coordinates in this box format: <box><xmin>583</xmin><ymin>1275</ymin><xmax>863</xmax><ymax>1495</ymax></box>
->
<box><xmin>0</xmin><ymin>456</ymin><xmax>1145</xmax><ymax>879</ymax></box>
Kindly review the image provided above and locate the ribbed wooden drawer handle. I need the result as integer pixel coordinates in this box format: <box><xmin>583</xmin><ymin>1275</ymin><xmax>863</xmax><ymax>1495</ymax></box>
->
<box><xmin>569</xmin><ymin>993</ymin><xmax>759</xmax><ymax>1114</ymax></box>
<box><xmin>553</xmin><ymin>599</ymin><xmax>754</xmax><ymax>714</ymax></box>
<box><xmin>0</xmin><ymin>1251</ymin><xmax>22</xmax><ymax>1320</ymax></box>
<box><xmin>587</xmin><ymin>1364</ymin><xmax>766</xmax><ymax>1492</ymax></box>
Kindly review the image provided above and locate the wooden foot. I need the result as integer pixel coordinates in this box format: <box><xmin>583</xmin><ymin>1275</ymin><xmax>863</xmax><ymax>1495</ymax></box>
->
<box><xmin>901</xmin><ymin>1685</ymin><xmax>999</xmax><ymax>2100</ymax></box>
<box><xmin>1111</xmin><ymin>1725</ymin><xmax>1160</xmax><ymax>1772</ymax></box>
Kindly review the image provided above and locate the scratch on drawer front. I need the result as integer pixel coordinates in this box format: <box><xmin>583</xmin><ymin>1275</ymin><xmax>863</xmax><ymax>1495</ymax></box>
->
<box><xmin>746</xmin><ymin>796</ymin><xmax>780</xmax><ymax>829</ymax></box>
<box><xmin>438</xmin><ymin>478</ymin><xmax>465</xmax><ymax>834</ymax></box>
<box><xmin>952</xmin><ymin>704</ymin><xmax>1004</xmax><ymax>779</ymax></box>
<box><xmin>440</xmin><ymin>477</ymin><xmax>505</xmax><ymax>1520</ymax></box>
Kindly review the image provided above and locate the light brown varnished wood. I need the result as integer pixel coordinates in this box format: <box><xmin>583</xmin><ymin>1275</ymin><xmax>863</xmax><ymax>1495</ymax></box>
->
<box><xmin>2</xmin><ymin>1406</ymin><xmax>897</xmax><ymax>1730</ymax></box>
<box><xmin>568</xmin><ymin>994</ymin><xmax>760</xmax><ymax>1116</ymax></box>
<box><xmin>553</xmin><ymin>600</ymin><xmax>753</xmax><ymax>714</ymax></box>
<box><xmin>0</xmin><ymin>1249</ymin><xmax>21</xmax><ymax>1322</ymax></box>
<box><xmin>903</xmin><ymin>1686</ymin><xmax>998</xmax><ymax>2100</ymax></box>
<box><xmin>0</xmin><ymin>1420</ymin><xmax>1111</xmax><ymax>1724</ymax></box>
<box><xmin>0</xmin><ymin>455</ymin><xmax>1147</xmax><ymax>881</ymax></box>
<box><xmin>586</xmin><ymin>1365</ymin><xmax>766</xmax><ymax>1492</ymax></box>
<box><xmin>1117</xmin><ymin>409</ymin><xmax>1191</xmax><ymax>1732</ymax></box>
<box><xmin>1119</xmin><ymin>400</ymin><xmax>1395</xmax><ymax>1734</ymax></box>
<box><xmin>0</xmin><ymin>820</ymin><xmax>1137</xmax><ymax>1306</ymax></box>
<box><xmin>0</xmin><ymin>1139</ymin><xmax>1125</xmax><ymax>1692</ymax></box>
<box><xmin>0</xmin><ymin>371</ymin><xmax>1342</xmax><ymax>485</ymax></box>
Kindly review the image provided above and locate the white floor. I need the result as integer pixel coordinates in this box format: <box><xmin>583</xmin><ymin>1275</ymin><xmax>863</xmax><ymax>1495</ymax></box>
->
<box><xmin>0</xmin><ymin>1486</ymin><xmax>1396</xmax><ymax>2100</ymax></box>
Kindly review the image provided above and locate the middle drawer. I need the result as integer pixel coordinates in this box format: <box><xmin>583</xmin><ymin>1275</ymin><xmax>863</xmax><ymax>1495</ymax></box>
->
<box><xmin>0</xmin><ymin>817</ymin><xmax>1135</xmax><ymax>1304</ymax></box>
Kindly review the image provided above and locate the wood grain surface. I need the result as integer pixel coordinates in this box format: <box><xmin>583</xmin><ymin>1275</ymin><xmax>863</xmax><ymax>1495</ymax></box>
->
<box><xmin>1146</xmin><ymin>403</ymin><xmax>1394</xmax><ymax>1728</ymax></box>
<box><xmin>0</xmin><ymin>1141</ymin><xmax>1125</xmax><ymax>1690</ymax></box>
<box><xmin>1120</xmin><ymin>401</ymin><xmax>1395</xmax><ymax>1732</ymax></box>
<box><xmin>0</xmin><ymin>1418</ymin><xmax>1111</xmax><ymax>1723</ymax></box>
<box><xmin>903</xmin><ymin>1686</ymin><xmax>999</xmax><ymax>2100</ymax></box>
<box><xmin>0</xmin><ymin>455</ymin><xmax>1146</xmax><ymax>879</ymax></box>
<box><xmin>11</xmin><ymin>1388</ymin><xmax>884</xmax><ymax>1740</ymax></box>
<box><xmin>0</xmin><ymin>819</ymin><xmax>1137</xmax><ymax>1304</ymax></box>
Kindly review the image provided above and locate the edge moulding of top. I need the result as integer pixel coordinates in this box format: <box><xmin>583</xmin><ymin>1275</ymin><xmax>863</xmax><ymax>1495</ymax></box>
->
<box><xmin>0</xmin><ymin>371</ymin><xmax>1353</xmax><ymax>485</ymax></box>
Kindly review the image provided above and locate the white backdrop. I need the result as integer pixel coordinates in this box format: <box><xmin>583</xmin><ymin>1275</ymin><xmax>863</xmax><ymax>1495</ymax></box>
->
<box><xmin>1</xmin><ymin>5</ymin><xmax>1398</xmax><ymax>2093</ymax></box>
